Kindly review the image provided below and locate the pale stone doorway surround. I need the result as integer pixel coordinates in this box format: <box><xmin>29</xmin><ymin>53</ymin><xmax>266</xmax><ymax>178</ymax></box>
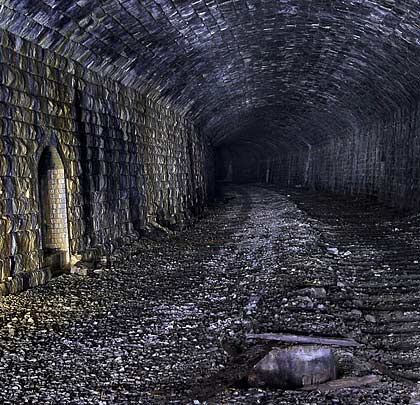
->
<box><xmin>38</xmin><ymin>146</ymin><xmax>70</xmax><ymax>271</ymax></box>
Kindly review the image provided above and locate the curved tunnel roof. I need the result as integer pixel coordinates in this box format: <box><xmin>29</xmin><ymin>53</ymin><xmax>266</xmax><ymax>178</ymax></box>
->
<box><xmin>1</xmin><ymin>0</ymin><xmax>420</xmax><ymax>149</ymax></box>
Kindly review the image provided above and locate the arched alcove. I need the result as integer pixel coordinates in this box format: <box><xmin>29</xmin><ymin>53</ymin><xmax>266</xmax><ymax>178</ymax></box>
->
<box><xmin>38</xmin><ymin>146</ymin><xmax>70</xmax><ymax>271</ymax></box>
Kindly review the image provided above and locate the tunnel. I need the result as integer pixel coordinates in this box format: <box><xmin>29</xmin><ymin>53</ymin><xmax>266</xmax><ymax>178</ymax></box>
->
<box><xmin>0</xmin><ymin>1</ymin><xmax>419</xmax><ymax>403</ymax></box>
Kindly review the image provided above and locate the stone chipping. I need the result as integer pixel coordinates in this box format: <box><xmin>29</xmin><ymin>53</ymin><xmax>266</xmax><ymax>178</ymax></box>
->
<box><xmin>0</xmin><ymin>185</ymin><xmax>418</xmax><ymax>404</ymax></box>
<box><xmin>0</xmin><ymin>2</ymin><xmax>420</xmax><ymax>402</ymax></box>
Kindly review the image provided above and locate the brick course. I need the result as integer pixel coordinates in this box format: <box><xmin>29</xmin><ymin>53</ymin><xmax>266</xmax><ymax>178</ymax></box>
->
<box><xmin>0</xmin><ymin>30</ymin><xmax>212</xmax><ymax>293</ymax></box>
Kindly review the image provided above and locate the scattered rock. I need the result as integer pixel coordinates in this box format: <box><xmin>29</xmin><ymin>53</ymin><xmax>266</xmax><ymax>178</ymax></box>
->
<box><xmin>365</xmin><ymin>314</ymin><xmax>377</xmax><ymax>323</ymax></box>
<box><xmin>245</xmin><ymin>295</ymin><xmax>262</xmax><ymax>315</ymax></box>
<box><xmin>296</xmin><ymin>287</ymin><xmax>327</xmax><ymax>300</ymax></box>
<box><xmin>294</xmin><ymin>296</ymin><xmax>314</xmax><ymax>309</ymax></box>
<box><xmin>334</xmin><ymin>350</ymin><xmax>371</xmax><ymax>377</ymax></box>
<box><xmin>350</xmin><ymin>309</ymin><xmax>363</xmax><ymax>318</ymax></box>
<box><xmin>0</xmin><ymin>185</ymin><xmax>415</xmax><ymax>404</ymax></box>
<box><xmin>70</xmin><ymin>267</ymin><xmax>89</xmax><ymax>276</ymax></box>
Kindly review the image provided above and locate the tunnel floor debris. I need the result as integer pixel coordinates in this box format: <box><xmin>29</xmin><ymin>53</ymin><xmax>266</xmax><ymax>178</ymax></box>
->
<box><xmin>0</xmin><ymin>185</ymin><xmax>419</xmax><ymax>404</ymax></box>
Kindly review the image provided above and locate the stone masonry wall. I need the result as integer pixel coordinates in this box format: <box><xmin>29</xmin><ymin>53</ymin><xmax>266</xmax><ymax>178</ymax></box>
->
<box><xmin>270</xmin><ymin>150</ymin><xmax>308</xmax><ymax>188</ymax></box>
<box><xmin>307</xmin><ymin>102</ymin><xmax>420</xmax><ymax>210</ymax></box>
<box><xmin>272</xmin><ymin>100</ymin><xmax>420</xmax><ymax>210</ymax></box>
<box><xmin>0</xmin><ymin>30</ymin><xmax>212</xmax><ymax>294</ymax></box>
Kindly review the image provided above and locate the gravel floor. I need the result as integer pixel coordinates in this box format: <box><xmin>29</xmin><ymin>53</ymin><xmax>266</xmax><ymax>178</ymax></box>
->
<box><xmin>0</xmin><ymin>184</ymin><xmax>419</xmax><ymax>404</ymax></box>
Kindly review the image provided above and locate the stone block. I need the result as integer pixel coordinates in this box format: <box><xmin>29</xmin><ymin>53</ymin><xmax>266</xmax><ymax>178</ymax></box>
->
<box><xmin>248</xmin><ymin>346</ymin><xmax>337</xmax><ymax>389</ymax></box>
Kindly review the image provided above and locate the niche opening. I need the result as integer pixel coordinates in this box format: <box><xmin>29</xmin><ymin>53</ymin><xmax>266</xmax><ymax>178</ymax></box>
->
<box><xmin>38</xmin><ymin>146</ymin><xmax>70</xmax><ymax>271</ymax></box>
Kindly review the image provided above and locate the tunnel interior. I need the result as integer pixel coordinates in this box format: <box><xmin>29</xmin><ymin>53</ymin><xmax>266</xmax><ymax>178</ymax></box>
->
<box><xmin>2</xmin><ymin>1</ymin><xmax>419</xmax><ymax>185</ymax></box>
<box><xmin>0</xmin><ymin>1</ymin><xmax>420</xmax><ymax>402</ymax></box>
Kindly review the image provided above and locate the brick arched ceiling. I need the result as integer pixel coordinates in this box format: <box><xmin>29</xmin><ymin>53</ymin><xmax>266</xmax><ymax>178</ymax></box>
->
<box><xmin>1</xmin><ymin>0</ymin><xmax>420</xmax><ymax>148</ymax></box>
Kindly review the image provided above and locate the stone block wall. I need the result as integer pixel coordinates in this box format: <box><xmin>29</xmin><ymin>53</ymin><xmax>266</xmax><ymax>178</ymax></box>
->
<box><xmin>307</xmin><ymin>103</ymin><xmax>420</xmax><ymax>210</ymax></box>
<box><xmin>271</xmin><ymin>101</ymin><xmax>420</xmax><ymax>210</ymax></box>
<box><xmin>270</xmin><ymin>150</ymin><xmax>308</xmax><ymax>188</ymax></box>
<box><xmin>0</xmin><ymin>30</ymin><xmax>212</xmax><ymax>294</ymax></box>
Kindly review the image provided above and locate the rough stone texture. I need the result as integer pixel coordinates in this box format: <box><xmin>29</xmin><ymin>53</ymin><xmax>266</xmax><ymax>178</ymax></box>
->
<box><xmin>256</xmin><ymin>99</ymin><xmax>420</xmax><ymax>209</ymax></box>
<box><xmin>0</xmin><ymin>1</ymin><xmax>419</xmax><ymax>281</ymax></box>
<box><xmin>248</xmin><ymin>346</ymin><xmax>337</xmax><ymax>389</ymax></box>
<box><xmin>308</xmin><ymin>102</ymin><xmax>420</xmax><ymax>209</ymax></box>
<box><xmin>0</xmin><ymin>185</ymin><xmax>415</xmax><ymax>403</ymax></box>
<box><xmin>0</xmin><ymin>29</ymin><xmax>212</xmax><ymax>291</ymax></box>
<box><xmin>1</xmin><ymin>0</ymin><xmax>419</xmax><ymax>147</ymax></box>
<box><xmin>222</xmin><ymin>98</ymin><xmax>420</xmax><ymax>210</ymax></box>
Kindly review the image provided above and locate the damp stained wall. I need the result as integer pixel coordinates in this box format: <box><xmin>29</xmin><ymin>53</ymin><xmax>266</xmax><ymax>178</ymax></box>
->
<box><xmin>259</xmin><ymin>101</ymin><xmax>420</xmax><ymax>210</ymax></box>
<box><xmin>0</xmin><ymin>30</ymin><xmax>213</xmax><ymax>293</ymax></box>
<box><xmin>220</xmin><ymin>98</ymin><xmax>420</xmax><ymax>212</ymax></box>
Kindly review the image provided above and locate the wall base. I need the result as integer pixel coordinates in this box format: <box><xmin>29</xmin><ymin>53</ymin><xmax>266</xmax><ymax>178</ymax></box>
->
<box><xmin>0</xmin><ymin>268</ymin><xmax>52</xmax><ymax>297</ymax></box>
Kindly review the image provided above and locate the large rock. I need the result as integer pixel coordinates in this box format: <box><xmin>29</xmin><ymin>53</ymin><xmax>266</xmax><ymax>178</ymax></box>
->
<box><xmin>248</xmin><ymin>345</ymin><xmax>336</xmax><ymax>389</ymax></box>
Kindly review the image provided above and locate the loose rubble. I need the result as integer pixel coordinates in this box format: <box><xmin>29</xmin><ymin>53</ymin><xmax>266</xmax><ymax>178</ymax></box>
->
<box><xmin>0</xmin><ymin>184</ymin><xmax>418</xmax><ymax>404</ymax></box>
